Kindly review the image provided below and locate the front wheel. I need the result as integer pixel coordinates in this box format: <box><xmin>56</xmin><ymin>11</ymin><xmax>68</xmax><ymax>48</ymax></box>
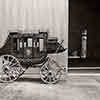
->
<box><xmin>40</xmin><ymin>58</ymin><xmax>62</xmax><ymax>84</ymax></box>
<box><xmin>0</xmin><ymin>55</ymin><xmax>24</xmax><ymax>83</ymax></box>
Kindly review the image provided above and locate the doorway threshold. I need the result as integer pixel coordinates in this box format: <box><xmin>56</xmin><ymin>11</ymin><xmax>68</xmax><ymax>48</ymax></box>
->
<box><xmin>68</xmin><ymin>67</ymin><xmax>100</xmax><ymax>75</ymax></box>
<box><xmin>68</xmin><ymin>67</ymin><xmax>100</xmax><ymax>70</ymax></box>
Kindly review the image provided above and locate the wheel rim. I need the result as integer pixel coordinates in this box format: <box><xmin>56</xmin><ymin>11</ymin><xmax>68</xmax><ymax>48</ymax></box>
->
<box><xmin>0</xmin><ymin>55</ymin><xmax>22</xmax><ymax>82</ymax></box>
<box><xmin>40</xmin><ymin>60</ymin><xmax>61</xmax><ymax>84</ymax></box>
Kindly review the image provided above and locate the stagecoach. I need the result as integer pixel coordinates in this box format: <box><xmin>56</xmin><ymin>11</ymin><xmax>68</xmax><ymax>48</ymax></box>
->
<box><xmin>0</xmin><ymin>31</ymin><xmax>66</xmax><ymax>84</ymax></box>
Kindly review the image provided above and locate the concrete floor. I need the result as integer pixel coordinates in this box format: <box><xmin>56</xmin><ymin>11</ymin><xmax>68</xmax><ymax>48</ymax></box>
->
<box><xmin>0</xmin><ymin>74</ymin><xmax>100</xmax><ymax>100</ymax></box>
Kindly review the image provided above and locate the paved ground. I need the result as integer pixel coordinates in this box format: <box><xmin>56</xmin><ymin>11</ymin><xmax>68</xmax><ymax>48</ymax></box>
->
<box><xmin>0</xmin><ymin>74</ymin><xmax>100</xmax><ymax>100</ymax></box>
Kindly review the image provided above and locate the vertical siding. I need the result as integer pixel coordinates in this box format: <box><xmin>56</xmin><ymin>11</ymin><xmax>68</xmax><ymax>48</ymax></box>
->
<box><xmin>0</xmin><ymin>0</ymin><xmax>68</xmax><ymax>68</ymax></box>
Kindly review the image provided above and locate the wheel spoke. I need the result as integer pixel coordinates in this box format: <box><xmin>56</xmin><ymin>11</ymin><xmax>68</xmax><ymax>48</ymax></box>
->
<box><xmin>48</xmin><ymin>71</ymin><xmax>56</xmax><ymax>83</ymax></box>
<box><xmin>8</xmin><ymin>75</ymin><xmax>12</xmax><ymax>81</ymax></box>
<box><xmin>7</xmin><ymin>58</ymin><xmax>15</xmax><ymax>66</ymax></box>
<box><xmin>10</xmin><ymin>62</ymin><xmax>19</xmax><ymax>67</ymax></box>
<box><xmin>48</xmin><ymin>76</ymin><xmax>52</xmax><ymax>83</ymax></box>
<box><xmin>45</xmin><ymin>76</ymin><xmax>49</xmax><ymax>82</ymax></box>
<box><xmin>41</xmin><ymin>69</ymin><xmax>48</xmax><ymax>76</ymax></box>
<box><xmin>41</xmin><ymin>72</ymin><xmax>48</xmax><ymax>77</ymax></box>
<box><xmin>2</xmin><ymin>59</ymin><xmax>8</xmax><ymax>65</ymax></box>
<box><xmin>1</xmin><ymin>56</ymin><xmax>12</xmax><ymax>66</ymax></box>
<box><xmin>7</xmin><ymin>55</ymin><xmax>9</xmax><ymax>61</ymax></box>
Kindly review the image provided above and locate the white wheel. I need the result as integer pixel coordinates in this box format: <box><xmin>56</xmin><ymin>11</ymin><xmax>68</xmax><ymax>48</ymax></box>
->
<box><xmin>40</xmin><ymin>58</ymin><xmax>61</xmax><ymax>84</ymax></box>
<box><xmin>0</xmin><ymin>55</ymin><xmax>23</xmax><ymax>83</ymax></box>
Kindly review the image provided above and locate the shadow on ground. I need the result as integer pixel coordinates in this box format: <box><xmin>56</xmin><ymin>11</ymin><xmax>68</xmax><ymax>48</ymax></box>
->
<box><xmin>16</xmin><ymin>77</ymin><xmax>44</xmax><ymax>84</ymax></box>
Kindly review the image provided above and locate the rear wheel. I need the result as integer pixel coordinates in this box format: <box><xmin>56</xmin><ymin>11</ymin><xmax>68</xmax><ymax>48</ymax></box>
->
<box><xmin>0</xmin><ymin>55</ymin><xmax>24</xmax><ymax>83</ymax></box>
<box><xmin>40</xmin><ymin>58</ymin><xmax>61</xmax><ymax>84</ymax></box>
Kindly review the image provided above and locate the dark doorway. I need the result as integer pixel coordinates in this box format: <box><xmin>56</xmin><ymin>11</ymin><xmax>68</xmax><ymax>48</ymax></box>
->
<box><xmin>68</xmin><ymin>0</ymin><xmax>100</xmax><ymax>68</ymax></box>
